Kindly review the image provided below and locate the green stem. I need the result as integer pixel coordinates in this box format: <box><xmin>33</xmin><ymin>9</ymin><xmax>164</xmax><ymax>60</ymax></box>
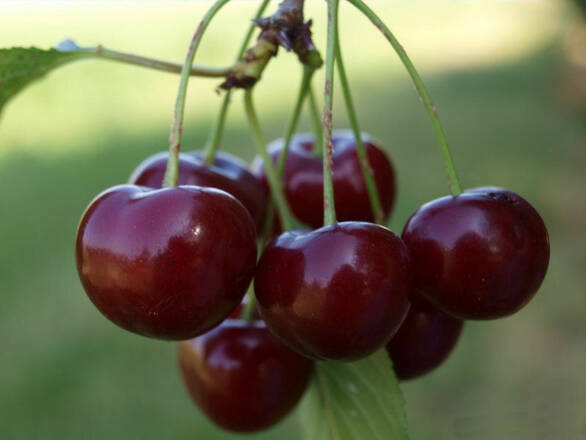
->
<box><xmin>56</xmin><ymin>39</ymin><xmax>233</xmax><ymax>77</ymax></box>
<box><xmin>334</xmin><ymin>27</ymin><xmax>384</xmax><ymax>224</ymax></box>
<box><xmin>163</xmin><ymin>0</ymin><xmax>231</xmax><ymax>187</ymax></box>
<box><xmin>262</xmin><ymin>66</ymin><xmax>314</xmax><ymax>237</ymax></box>
<box><xmin>321</xmin><ymin>0</ymin><xmax>339</xmax><ymax>226</ymax></box>
<box><xmin>241</xmin><ymin>289</ymin><xmax>257</xmax><ymax>323</ymax></box>
<box><xmin>203</xmin><ymin>0</ymin><xmax>271</xmax><ymax>165</ymax></box>
<box><xmin>278</xmin><ymin>67</ymin><xmax>314</xmax><ymax>175</ymax></box>
<box><xmin>308</xmin><ymin>83</ymin><xmax>324</xmax><ymax>157</ymax></box>
<box><xmin>346</xmin><ymin>0</ymin><xmax>462</xmax><ymax>195</ymax></box>
<box><xmin>244</xmin><ymin>90</ymin><xmax>295</xmax><ymax>231</ymax></box>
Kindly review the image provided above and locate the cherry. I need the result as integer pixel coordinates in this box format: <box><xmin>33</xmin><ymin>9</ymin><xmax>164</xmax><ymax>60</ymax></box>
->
<box><xmin>179</xmin><ymin>320</ymin><xmax>313</xmax><ymax>433</ymax></box>
<box><xmin>386</xmin><ymin>294</ymin><xmax>463</xmax><ymax>380</ymax></box>
<box><xmin>76</xmin><ymin>185</ymin><xmax>257</xmax><ymax>340</ymax></box>
<box><xmin>254</xmin><ymin>222</ymin><xmax>411</xmax><ymax>361</ymax></box>
<box><xmin>402</xmin><ymin>187</ymin><xmax>550</xmax><ymax>320</ymax></box>
<box><xmin>129</xmin><ymin>151</ymin><xmax>267</xmax><ymax>231</ymax></box>
<box><xmin>252</xmin><ymin>131</ymin><xmax>396</xmax><ymax>228</ymax></box>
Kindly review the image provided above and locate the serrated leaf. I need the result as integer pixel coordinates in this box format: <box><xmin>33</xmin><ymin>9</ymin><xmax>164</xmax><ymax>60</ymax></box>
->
<box><xmin>0</xmin><ymin>44</ymin><xmax>87</xmax><ymax>115</ymax></box>
<box><xmin>300</xmin><ymin>350</ymin><xmax>409</xmax><ymax>440</ymax></box>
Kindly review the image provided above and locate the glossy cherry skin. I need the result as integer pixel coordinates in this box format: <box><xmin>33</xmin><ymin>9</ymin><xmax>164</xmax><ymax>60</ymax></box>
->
<box><xmin>129</xmin><ymin>151</ymin><xmax>267</xmax><ymax>231</ymax></box>
<box><xmin>402</xmin><ymin>187</ymin><xmax>550</xmax><ymax>320</ymax></box>
<box><xmin>179</xmin><ymin>320</ymin><xmax>313</xmax><ymax>433</ymax></box>
<box><xmin>386</xmin><ymin>294</ymin><xmax>463</xmax><ymax>380</ymax></box>
<box><xmin>254</xmin><ymin>222</ymin><xmax>412</xmax><ymax>361</ymax></box>
<box><xmin>76</xmin><ymin>185</ymin><xmax>257</xmax><ymax>340</ymax></box>
<box><xmin>252</xmin><ymin>131</ymin><xmax>396</xmax><ymax>228</ymax></box>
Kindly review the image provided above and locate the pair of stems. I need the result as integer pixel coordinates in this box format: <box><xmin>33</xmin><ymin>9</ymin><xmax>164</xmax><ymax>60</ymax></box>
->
<box><xmin>321</xmin><ymin>0</ymin><xmax>381</xmax><ymax>226</ymax></box>
<box><xmin>321</xmin><ymin>0</ymin><xmax>464</xmax><ymax>224</ymax></box>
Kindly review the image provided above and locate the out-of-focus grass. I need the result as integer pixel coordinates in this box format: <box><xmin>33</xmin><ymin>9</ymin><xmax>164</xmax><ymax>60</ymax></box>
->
<box><xmin>1</xmin><ymin>1</ymin><xmax>585</xmax><ymax>439</ymax></box>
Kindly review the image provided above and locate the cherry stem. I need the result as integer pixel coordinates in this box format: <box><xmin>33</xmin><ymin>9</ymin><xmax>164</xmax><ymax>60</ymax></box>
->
<box><xmin>278</xmin><ymin>67</ymin><xmax>314</xmax><ymax>175</ymax></box>
<box><xmin>261</xmin><ymin>66</ymin><xmax>314</xmax><ymax>238</ymax></box>
<box><xmin>308</xmin><ymin>83</ymin><xmax>324</xmax><ymax>157</ymax></box>
<box><xmin>321</xmin><ymin>0</ymin><xmax>339</xmax><ymax>226</ymax></box>
<box><xmin>163</xmin><ymin>0</ymin><xmax>231</xmax><ymax>187</ymax></box>
<box><xmin>241</xmin><ymin>287</ymin><xmax>257</xmax><ymax>323</ymax></box>
<box><xmin>334</xmin><ymin>25</ymin><xmax>384</xmax><ymax>224</ymax></box>
<box><xmin>57</xmin><ymin>40</ymin><xmax>232</xmax><ymax>78</ymax></box>
<box><xmin>244</xmin><ymin>90</ymin><xmax>295</xmax><ymax>231</ymax></box>
<box><xmin>347</xmin><ymin>0</ymin><xmax>463</xmax><ymax>196</ymax></box>
<box><xmin>202</xmin><ymin>0</ymin><xmax>272</xmax><ymax>165</ymax></box>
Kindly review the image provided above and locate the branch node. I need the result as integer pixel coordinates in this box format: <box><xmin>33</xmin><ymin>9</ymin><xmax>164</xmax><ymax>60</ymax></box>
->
<box><xmin>220</xmin><ymin>0</ymin><xmax>322</xmax><ymax>90</ymax></box>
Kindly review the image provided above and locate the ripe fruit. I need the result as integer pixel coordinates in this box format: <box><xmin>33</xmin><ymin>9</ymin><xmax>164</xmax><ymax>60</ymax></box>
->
<box><xmin>252</xmin><ymin>131</ymin><xmax>396</xmax><ymax>228</ymax></box>
<box><xmin>76</xmin><ymin>185</ymin><xmax>257</xmax><ymax>340</ymax></box>
<box><xmin>254</xmin><ymin>222</ymin><xmax>411</xmax><ymax>361</ymax></box>
<box><xmin>402</xmin><ymin>187</ymin><xmax>550</xmax><ymax>320</ymax></box>
<box><xmin>179</xmin><ymin>320</ymin><xmax>313</xmax><ymax>433</ymax></box>
<box><xmin>386</xmin><ymin>294</ymin><xmax>463</xmax><ymax>380</ymax></box>
<box><xmin>130</xmin><ymin>151</ymin><xmax>267</xmax><ymax>231</ymax></box>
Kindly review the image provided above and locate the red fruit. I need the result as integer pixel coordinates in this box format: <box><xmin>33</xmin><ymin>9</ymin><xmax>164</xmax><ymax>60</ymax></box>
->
<box><xmin>254</xmin><ymin>222</ymin><xmax>411</xmax><ymax>361</ymax></box>
<box><xmin>130</xmin><ymin>151</ymin><xmax>267</xmax><ymax>231</ymax></box>
<box><xmin>386</xmin><ymin>294</ymin><xmax>463</xmax><ymax>380</ymax></box>
<box><xmin>252</xmin><ymin>131</ymin><xmax>396</xmax><ymax>228</ymax></box>
<box><xmin>402</xmin><ymin>187</ymin><xmax>550</xmax><ymax>320</ymax></box>
<box><xmin>179</xmin><ymin>320</ymin><xmax>313</xmax><ymax>433</ymax></box>
<box><xmin>76</xmin><ymin>185</ymin><xmax>257</xmax><ymax>340</ymax></box>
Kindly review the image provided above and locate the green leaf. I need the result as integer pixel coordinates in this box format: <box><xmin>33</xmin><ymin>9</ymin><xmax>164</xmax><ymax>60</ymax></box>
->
<box><xmin>0</xmin><ymin>42</ymin><xmax>87</xmax><ymax>115</ymax></box>
<box><xmin>300</xmin><ymin>350</ymin><xmax>409</xmax><ymax>440</ymax></box>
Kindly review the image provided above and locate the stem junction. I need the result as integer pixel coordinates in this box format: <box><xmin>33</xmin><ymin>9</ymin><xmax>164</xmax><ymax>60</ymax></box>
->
<box><xmin>220</xmin><ymin>0</ymin><xmax>322</xmax><ymax>90</ymax></box>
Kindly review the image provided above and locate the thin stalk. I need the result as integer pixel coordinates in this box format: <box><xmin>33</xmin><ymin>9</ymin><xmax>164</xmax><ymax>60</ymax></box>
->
<box><xmin>203</xmin><ymin>0</ymin><xmax>272</xmax><ymax>165</ymax></box>
<box><xmin>346</xmin><ymin>0</ymin><xmax>462</xmax><ymax>195</ymax></box>
<box><xmin>334</xmin><ymin>26</ymin><xmax>384</xmax><ymax>224</ymax></box>
<box><xmin>261</xmin><ymin>66</ymin><xmax>314</xmax><ymax>237</ymax></box>
<box><xmin>56</xmin><ymin>39</ymin><xmax>232</xmax><ymax>77</ymax></box>
<box><xmin>308</xmin><ymin>83</ymin><xmax>324</xmax><ymax>157</ymax></box>
<box><xmin>277</xmin><ymin>67</ymin><xmax>314</xmax><ymax>174</ymax></box>
<box><xmin>241</xmin><ymin>289</ymin><xmax>257</xmax><ymax>323</ymax></box>
<box><xmin>244</xmin><ymin>90</ymin><xmax>295</xmax><ymax>231</ymax></box>
<box><xmin>321</xmin><ymin>0</ymin><xmax>339</xmax><ymax>226</ymax></box>
<box><xmin>163</xmin><ymin>0</ymin><xmax>231</xmax><ymax>187</ymax></box>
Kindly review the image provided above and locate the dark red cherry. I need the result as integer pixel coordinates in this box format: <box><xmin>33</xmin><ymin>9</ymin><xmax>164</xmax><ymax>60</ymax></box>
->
<box><xmin>130</xmin><ymin>151</ymin><xmax>267</xmax><ymax>231</ymax></box>
<box><xmin>254</xmin><ymin>222</ymin><xmax>411</xmax><ymax>361</ymax></box>
<box><xmin>386</xmin><ymin>294</ymin><xmax>463</xmax><ymax>380</ymax></box>
<box><xmin>179</xmin><ymin>320</ymin><xmax>313</xmax><ymax>433</ymax></box>
<box><xmin>402</xmin><ymin>187</ymin><xmax>550</xmax><ymax>320</ymax></box>
<box><xmin>252</xmin><ymin>131</ymin><xmax>396</xmax><ymax>228</ymax></box>
<box><xmin>76</xmin><ymin>185</ymin><xmax>257</xmax><ymax>340</ymax></box>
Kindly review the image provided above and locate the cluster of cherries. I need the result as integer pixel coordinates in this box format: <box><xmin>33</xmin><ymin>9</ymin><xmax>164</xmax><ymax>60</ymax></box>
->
<box><xmin>76</xmin><ymin>130</ymin><xmax>550</xmax><ymax>433</ymax></box>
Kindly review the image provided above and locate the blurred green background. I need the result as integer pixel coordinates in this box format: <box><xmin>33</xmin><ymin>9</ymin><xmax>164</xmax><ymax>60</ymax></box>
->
<box><xmin>1</xmin><ymin>1</ymin><xmax>585</xmax><ymax>439</ymax></box>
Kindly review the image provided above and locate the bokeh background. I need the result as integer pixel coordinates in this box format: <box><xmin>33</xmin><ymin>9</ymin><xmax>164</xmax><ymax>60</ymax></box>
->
<box><xmin>1</xmin><ymin>1</ymin><xmax>585</xmax><ymax>439</ymax></box>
